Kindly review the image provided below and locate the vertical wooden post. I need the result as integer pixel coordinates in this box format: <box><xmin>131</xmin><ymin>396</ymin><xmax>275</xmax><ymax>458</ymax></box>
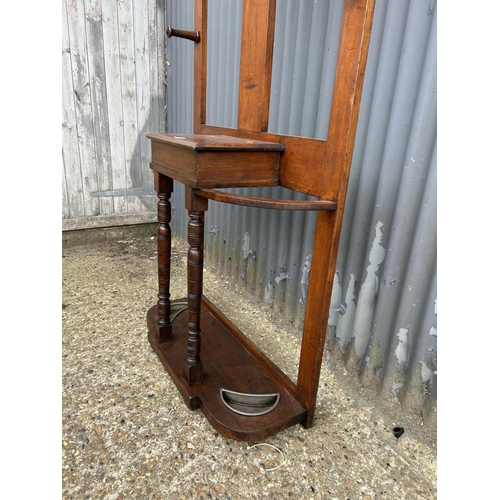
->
<box><xmin>183</xmin><ymin>187</ymin><xmax>208</xmax><ymax>385</ymax></box>
<box><xmin>237</xmin><ymin>0</ymin><xmax>276</xmax><ymax>132</ymax></box>
<box><xmin>296</xmin><ymin>0</ymin><xmax>377</xmax><ymax>428</ymax></box>
<box><xmin>296</xmin><ymin>210</ymin><xmax>338</xmax><ymax>427</ymax></box>
<box><xmin>193</xmin><ymin>0</ymin><xmax>207</xmax><ymax>132</ymax></box>
<box><xmin>155</xmin><ymin>172</ymin><xmax>174</xmax><ymax>344</ymax></box>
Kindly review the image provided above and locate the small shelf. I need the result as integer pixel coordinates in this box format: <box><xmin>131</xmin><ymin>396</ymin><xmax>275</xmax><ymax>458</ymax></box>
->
<box><xmin>147</xmin><ymin>297</ymin><xmax>306</xmax><ymax>442</ymax></box>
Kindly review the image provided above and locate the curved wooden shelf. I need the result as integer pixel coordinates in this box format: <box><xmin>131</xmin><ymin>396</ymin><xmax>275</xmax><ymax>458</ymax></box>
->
<box><xmin>147</xmin><ymin>298</ymin><xmax>306</xmax><ymax>442</ymax></box>
<box><xmin>195</xmin><ymin>189</ymin><xmax>337</xmax><ymax>211</ymax></box>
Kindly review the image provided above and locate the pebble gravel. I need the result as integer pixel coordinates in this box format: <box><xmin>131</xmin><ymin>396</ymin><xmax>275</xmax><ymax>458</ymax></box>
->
<box><xmin>62</xmin><ymin>233</ymin><xmax>437</xmax><ymax>499</ymax></box>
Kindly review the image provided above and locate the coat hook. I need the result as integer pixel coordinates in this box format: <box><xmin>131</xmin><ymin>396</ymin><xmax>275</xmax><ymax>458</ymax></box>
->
<box><xmin>167</xmin><ymin>26</ymin><xmax>200</xmax><ymax>43</ymax></box>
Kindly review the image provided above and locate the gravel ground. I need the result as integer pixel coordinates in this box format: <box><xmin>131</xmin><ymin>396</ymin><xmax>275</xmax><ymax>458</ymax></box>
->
<box><xmin>62</xmin><ymin>233</ymin><xmax>437</xmax><ymax>499</ymax></box>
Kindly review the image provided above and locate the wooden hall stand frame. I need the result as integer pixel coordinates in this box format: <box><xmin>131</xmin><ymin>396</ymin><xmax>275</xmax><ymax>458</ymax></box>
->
<box><xmin>146</xmin><ymin>0</ymin><xmax>376</xmax><ymax>442</ymax></box>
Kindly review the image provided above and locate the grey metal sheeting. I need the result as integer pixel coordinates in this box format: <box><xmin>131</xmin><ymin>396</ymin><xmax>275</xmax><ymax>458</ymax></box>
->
<box><xmin>166</xmin><ymin>0</ymin><xmax>437</xmax><ymax>416</ymax></box>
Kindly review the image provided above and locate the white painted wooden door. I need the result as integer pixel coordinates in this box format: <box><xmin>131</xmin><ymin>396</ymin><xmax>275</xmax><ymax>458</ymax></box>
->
<box><xmin>62</xmin><ymin>0</ymin><xmax>166</xmax><ymax>230</ymax></box>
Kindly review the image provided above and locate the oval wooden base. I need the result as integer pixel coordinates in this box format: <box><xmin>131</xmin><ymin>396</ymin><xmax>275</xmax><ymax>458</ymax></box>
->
<box><xmin>146</xmin><ymin>297</ymin><xmax>306</xmax><ymax>442</ymax></box>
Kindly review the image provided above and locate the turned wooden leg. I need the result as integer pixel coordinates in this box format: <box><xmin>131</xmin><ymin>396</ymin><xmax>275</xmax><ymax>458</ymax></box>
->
<box><xmin>155</xmin><ymin>172</ymin><xmax>174</xmax><ymax>344</ymax></box>
<box><xmin>183</xmin><ymin>188</ymin><xmax>208</xmax><ymax>385</ymax></box>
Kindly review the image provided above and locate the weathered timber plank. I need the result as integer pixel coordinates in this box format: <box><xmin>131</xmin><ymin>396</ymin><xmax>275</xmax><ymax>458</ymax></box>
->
<box><xmin>65</xmin><ymin>0</ymin><xmax>100</xmax><ymax>217</ymax></box>
<box><xmin>62</xmin><ymin>212</ymin><xmax>158</xmax><ymax>231</ymax></box>
<box><xmin>62</xmin><ymin>0</ymin><xmax>84</xmax><ymax>218</ymax></box>
<box><xmin>117</xmin><ymin>0</ymin><xmax>142</xmax><ymax>214</ymax></box>
<box><xmin>101</xmin><ymin>0</ymin><xmax>128</xmax><ymax>214</ymax></box>
<box><xmin>84</xmin><ymin>0</ymin><xmax>114</xmax><ymax>216</ymax></box>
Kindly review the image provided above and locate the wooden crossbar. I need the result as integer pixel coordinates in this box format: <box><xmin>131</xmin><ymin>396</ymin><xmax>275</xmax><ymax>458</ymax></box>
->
<box><xmin>195</xmin><ymin>188</ymin><xmax>337</xmax><ymax>211</ymax></box>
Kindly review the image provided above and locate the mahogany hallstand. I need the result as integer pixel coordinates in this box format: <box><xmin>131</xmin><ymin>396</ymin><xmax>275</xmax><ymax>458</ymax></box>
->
<box><xmin>145</xmin><ymin>0</ymin><xmax>376</xmax><ymax>442</ymax></box>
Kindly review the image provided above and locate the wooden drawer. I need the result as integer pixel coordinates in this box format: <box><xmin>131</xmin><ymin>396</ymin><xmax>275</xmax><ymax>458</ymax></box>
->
<box><xmin>147</xmin><ymin>133</ymin><xmax>284</xmax><ymax>188</ymax></box>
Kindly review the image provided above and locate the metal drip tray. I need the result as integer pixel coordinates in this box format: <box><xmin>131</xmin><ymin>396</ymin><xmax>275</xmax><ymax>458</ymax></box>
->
<box><xmin>169</xmin><ymin>302</ymin><xmax>188</xmax><ymax>323</ymax></box>
<box><xmin>220</xmin><ymin>388</ymin><xmax>280</xmax><ymax>416</ymax></box>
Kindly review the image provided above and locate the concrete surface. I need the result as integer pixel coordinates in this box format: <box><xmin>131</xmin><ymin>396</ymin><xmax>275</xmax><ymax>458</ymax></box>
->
<box><xmin>62</xmin><ymin>233</ymin><xmax>437</xmax><ymax>499</ymax></box>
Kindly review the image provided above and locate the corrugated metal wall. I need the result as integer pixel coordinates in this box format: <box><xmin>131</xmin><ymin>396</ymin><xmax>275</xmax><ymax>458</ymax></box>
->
<box><xmin>166</xmin><ymin>0</ymin><xmax>437</xmax><ymax>416</ymax></box>
<box><xmin>62</xmin><ymin>0</ymin><xmax>166</xmax><ymax>229</ymax></box>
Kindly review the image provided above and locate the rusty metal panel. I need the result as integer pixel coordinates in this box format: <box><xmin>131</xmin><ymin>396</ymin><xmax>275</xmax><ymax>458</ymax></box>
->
<box><xmin>166</xmin><ymin>0</ymin><xmax>437</xmax><ymax>415</ymax></box>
